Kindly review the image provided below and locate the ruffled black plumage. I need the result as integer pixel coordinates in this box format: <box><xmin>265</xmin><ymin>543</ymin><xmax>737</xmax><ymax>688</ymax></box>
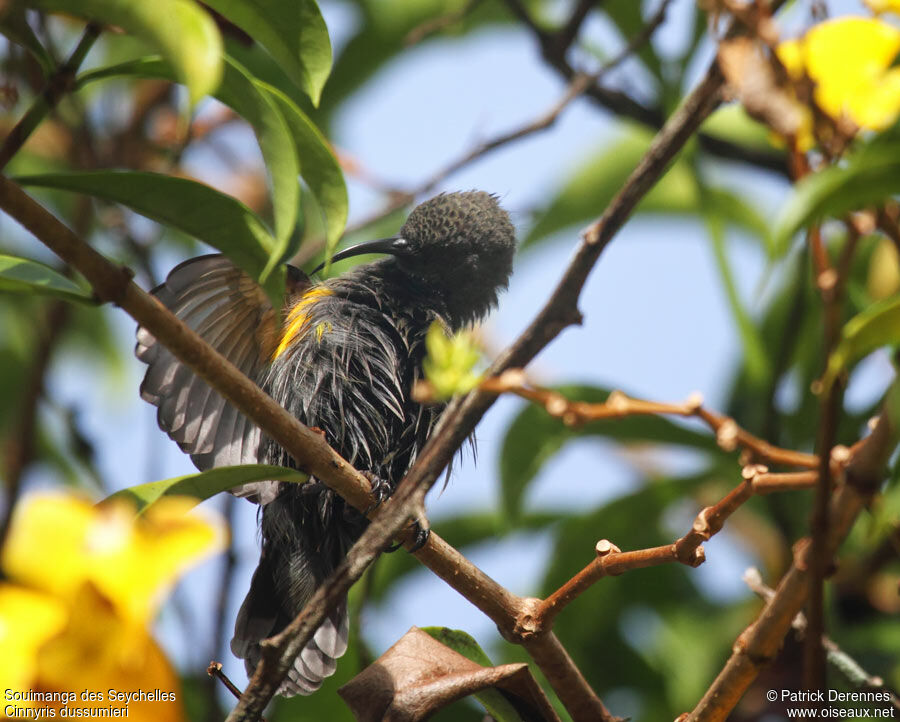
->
<box><xmin>135</xmin><ymin>191</ymin><xmax>516</xmax><ymax>696</ymax></box>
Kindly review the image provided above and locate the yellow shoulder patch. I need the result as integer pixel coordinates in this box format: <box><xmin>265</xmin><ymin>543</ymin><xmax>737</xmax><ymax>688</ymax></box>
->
<box><xmin>273</xmin><ymin>286</ymin><xmax>334</xmax><ymax>359</ymax></box>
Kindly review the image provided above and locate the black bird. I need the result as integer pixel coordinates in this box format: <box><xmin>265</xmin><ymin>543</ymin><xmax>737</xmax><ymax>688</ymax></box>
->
<box><xmin>135</xmin><ymin>191</ymin><xmax>516</xmax><ymax>695</ymax></box>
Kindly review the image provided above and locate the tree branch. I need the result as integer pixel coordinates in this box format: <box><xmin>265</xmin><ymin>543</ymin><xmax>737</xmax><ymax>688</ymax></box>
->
<box><xmin>686</xmin><ymin>408</ymin><xmax>897</xmax><ymax>721</ymax></box>
<box><xmin>479</xmin><ymin>373</ymin><xmax>820</xmax><ymax>468</ymax></box>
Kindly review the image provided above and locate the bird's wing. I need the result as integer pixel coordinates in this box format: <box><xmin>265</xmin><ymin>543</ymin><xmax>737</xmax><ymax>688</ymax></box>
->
<box><xmin>135</xmin><ymin>254</ymin><xmax>308</xmax><ymax>503</ymax></box>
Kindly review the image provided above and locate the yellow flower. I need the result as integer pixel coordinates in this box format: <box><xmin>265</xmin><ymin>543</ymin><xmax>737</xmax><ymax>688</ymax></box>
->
<box><xmin>0</xmin><ymin>493</ymin><xmax>226</xmax><ymax>722</ymax></box>
<box><xmin>0</xmin><ymin>585</ymin><xmax>67</xmax><ymax>694</ymax></box>
<box><xmin>2</xmin><ymin>493</ymin><xmax>226</xmax><ymax>624</ymax></box>
<box><xmin>777</xmin><ymin>17</ymin><xmax>900</xmax><ymax>131</ymax></box>
<box><xmin>865</xmin><ymin>0</ymin><xmax>900</xmax><ymax>15</ymax></box>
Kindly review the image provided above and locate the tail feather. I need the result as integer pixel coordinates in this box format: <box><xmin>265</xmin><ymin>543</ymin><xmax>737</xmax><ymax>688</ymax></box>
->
<box><xmin>231</xmin><ymin>556</ymin><xmax>349</xmax><ymax>697</ymax></box>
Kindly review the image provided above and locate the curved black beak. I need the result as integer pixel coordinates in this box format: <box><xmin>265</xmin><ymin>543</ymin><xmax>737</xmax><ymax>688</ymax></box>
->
<box><xmin>312</xmin><ymin>236</ymin><xmax>410</xmax><ymax>275</ymax></box>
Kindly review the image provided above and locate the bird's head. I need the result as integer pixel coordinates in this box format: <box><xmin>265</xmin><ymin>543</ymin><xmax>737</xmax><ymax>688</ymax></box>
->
<box><xmin>319</xmin><ymin>191</ymin><xmax>516</xmax><ymax>327</ymax></box>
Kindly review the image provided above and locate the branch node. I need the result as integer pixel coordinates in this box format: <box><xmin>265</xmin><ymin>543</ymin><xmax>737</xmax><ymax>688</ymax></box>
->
<box><xmin>690</xmin><ymin>546</ymin><xmax>706</xmax><ymax>567</ymax></box>
<box><xmin>607</xmin><ymin>390</ymin><xmax>628</xmax><ymax>412</ymax></box>
<box><xmin>741</xmin><ymin>463</ymin><xmax>768</xmax><ymax>480</ymax></box>
<box><xmin>595</xmin><ymin>539</ymin><xmax>621</xmax><ymax>557</ymax></box>
<box><xmin>499</xmin><ymin>368</ymin><xmax>527</xmax><ymax>389</ymax></box>
<box><xmin>685</xmin><ymin>390</ymin><xmax>704</xmax><ymax>411</ymax></box>
<box><xmin>716</xmin><ymin>418</ymin><xmax>740</xmax><ymax>452</ymax></box>
<box><xmin>817</xmin><ymin>268</ymin><xmax>838</xmax><ymax>294</ymax></box>
<box><xmin>692</xmin><ymin>508</ymin><xmax>713</xmax><ymax>538</ymax></box>
<box><xmin>545</xmin><ymin>393</ymin><xmax>569</xmax><ymax>417</ymax></box>
<box><xmin>831</xmin><ymin>444</ymin><xmax>851</xmax><ymax>465</ymax></box>
<box><xmin>793</xmin><ymin>538</ymin><xmax>811</xmax><ymax>571</ymax></box>
<box><xmin>510</xmin><ymin>596</ymin><xmax>544</xmax><ymax>641</ymax></box>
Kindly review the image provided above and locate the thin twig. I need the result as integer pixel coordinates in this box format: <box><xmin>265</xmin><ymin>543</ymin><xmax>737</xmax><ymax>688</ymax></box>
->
<box><xmin>535</xmin><ymin>465</ymin><xmax>821</xmax><ymax>626</ymax></box>
<box><xmin>404</xmin><ymin>0</ymin><xmax>487</xmax><ymax>46</ymax></box>
<box><xmin>479</xmin><ymin>373</ymin><xmax>820</xmax><ymax>469</ymax></box>
<box><xmin>743</xmin><ymin>568</ymin><xmax>900</xmax><ymax>711</ymax></box>
<box><xmin>687</xmin><ymin>408</ymin><xmax>897</xmax><ymax>721</ymax></box>
<box><xmin>503</xmin><ymin>0</ymin><xmax>789</xmax><ymax>176</ymax></box>
<box><xmin>208</xmin><ymin>661</ymin><xmax>267</xmax><ymax>721</ymax></box>
<box><xmin>0</xmin><ymin>23</ymin><xmax>101</xmax><ymax>171</ymax></box>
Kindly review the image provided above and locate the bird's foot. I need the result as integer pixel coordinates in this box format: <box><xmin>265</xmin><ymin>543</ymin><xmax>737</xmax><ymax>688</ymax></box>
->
<box><xmin>385</xmin><ymin>519</ymin><xmax>430</xmax><ymax>554</ymax></box>
<box><xmin>362</xmin><ymin>472</ymin><xmax>392</xmax><ymax>514</ymax></box>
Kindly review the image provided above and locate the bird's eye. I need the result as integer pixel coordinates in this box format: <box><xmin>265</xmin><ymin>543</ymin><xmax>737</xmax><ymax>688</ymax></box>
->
<box><xmin>392</xmin><ymin>238</ymin><xmax>411</xmax><ymax>254</ymax></box>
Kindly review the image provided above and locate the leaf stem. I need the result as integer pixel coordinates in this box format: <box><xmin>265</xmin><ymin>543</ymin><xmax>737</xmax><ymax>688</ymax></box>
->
<box><xmin>0</xmin><ymin>22</ymin><xmax>101</xmax><ymax>172</ymax></box>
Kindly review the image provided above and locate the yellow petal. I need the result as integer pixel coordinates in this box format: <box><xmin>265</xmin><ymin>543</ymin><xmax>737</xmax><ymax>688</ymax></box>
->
<box><xmin>0</xmin><ymin>585</ymin><xmax>67</xmax><ymax>695</ymax></box>
<box><xmin>776</xmin><ymin>38</ymin><xmax>804</xmax><ymax>80</ymax></box>
<box><xmin>33</xmin><ymin>583</ymin><xmax>187</xmax><ymax>722</ymax></box>
<box><xmin>865</xmin><ymin>0</ymin><xmax>900</xmax><ymax>14</ymax></box>
<box><xmin>2</xmin><ymin>493</ymin><xmax>226</xmax><ymax>624</ymax></box>
<box><xmin>779</xmin><ymin>17</ymin><xmax>900</xmax><ymax>130</ymax></box>
<box><xmin>849</xmin><ymin>67</ymin><xmax>900</xmax><ymax>130</ymax></box>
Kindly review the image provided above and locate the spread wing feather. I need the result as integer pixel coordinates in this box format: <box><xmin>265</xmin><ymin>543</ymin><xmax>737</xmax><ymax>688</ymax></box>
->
<box><xmin>135</xmin><ymin>255</ymin><xmax>307</xmax><ymax>503</ymax></box>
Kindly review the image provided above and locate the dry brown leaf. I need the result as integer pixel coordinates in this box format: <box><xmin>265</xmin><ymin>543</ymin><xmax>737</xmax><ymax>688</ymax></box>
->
<box><xmin>338</xmin><ymin>626</ymin><xmax>560</xmax><ymax>722</ymax></box>
<box><xmin>717</xmin><ymin>37</ymin><xmax>806</xmax><ymax>139</ymax></box>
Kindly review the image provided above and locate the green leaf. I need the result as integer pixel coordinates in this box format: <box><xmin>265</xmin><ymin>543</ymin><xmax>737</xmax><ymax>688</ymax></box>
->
<box><xmin>77</xmin><ymin>56</ymin><xmax>347</xmax><ymax>266</ymax></box>
<box><xmin>105</xmin><ymin>464</ymin><xmax>306</xmax><ymax>513</ymax></box>
<box><xmin>0</xmin><ymin>254</ymin><xmax>95</xmax><ymax>303</ymax></box>
<box><xmin>499</xmin><ymin>386</ymin><xmax>721</xmax><ymax>520</ymax></box>
<box><xmin>422</xmin><ymin>322</ymin><xmax>483</xmax><ymax>400</ymax></box>
<box><xmin>28</xmin><ymin>0</ymin><xmax>223</xmax><ymax>104</ymax></box>
<box><xmin>420</xmin><ymin>628</ymin><xmax>526</xmax><ymax>722</ymax></box>
<box><xmin>261</xmin><ymin>83</ymin><xmax>348</xmax><ymax>255</ymax></box>
<box><xmin>201</xmin><ymin>0</ymin><xmax>332</xmax><ymax>106</ymax></box>
<box><xmin>701</xmin><ymin>186</ymin><xmax>771</xmax><ymax>386</ymax></box>
<box><xmin>700</xmin><ymin>104</ymin><xmax>778</xmax><ymax>155</ymax></box>
<box><xmin>218</xmin><ymin>56</ymin><xmax>300</xmax><ymax>278</ymax></box>
<box><xmin>422</xmin><ymin>627</ymin><xmax>494</xmax><ymax>667</ymax></box>
<box><xmin>15</xmin><ymin>170</ymin><xmax>284</xmax><ymax>302</ymax></box>
<box><xmin>773</xmin><ymin>144</ymin><xmax>900</xmax><ymax>257</ymax></box>
<box><xmin>76</xmin><ymin>55</ymin><xmax>171</xmax><ymax>87</ymax></box>
<box><xmin>523</xmin><ymin>126</ymin><xmax>699</xmax><ymax>249</ymax></box>
<box><xmin>821</xmin><ymin>294</ymin><xmax>900</xmax><ymax>392</ymax></box>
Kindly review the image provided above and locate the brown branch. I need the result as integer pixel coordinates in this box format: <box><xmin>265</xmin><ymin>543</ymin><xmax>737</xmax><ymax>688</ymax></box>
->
<box><xmin>743</xmin><ymin>567</ymin><xmax>900</xmax><ymax>711</ymax></box>
<box><xmin>535</xmin><ymin>464</ymin><xmax>821</xmax><ymax>627</ymax></box>
<box><xmin>503</xmin><ymin>0</ymin><xmax>789</xmax><ymax>176</ymax></box>
<box><xmin>555</xmin><ymin>0</ymin><xmax>596</xmax><ymax>54</ymax></box>
<box><xmin>207</xmin><ymin>662</ymin><xmax>246</xmax><ymax>703</ymax></box>
<box><xmin>686</xmin><ymin>407</ymin><xmax>897</xmax><ymax>721</ymax></box>
<box><xmin>805</xmin><ymin>221</ymin><xmax>859</xmax><ymax>689</ymax></box>
<box><xmin>479</xmin><ymin>372</ymin><xmax>819</xmax><ymax>469</ymax></box>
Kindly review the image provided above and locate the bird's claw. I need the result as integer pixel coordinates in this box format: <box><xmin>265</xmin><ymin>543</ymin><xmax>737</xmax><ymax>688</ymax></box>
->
<box><xmin>385</xmin><ymin>519</ymin><xmax>430</xmax><ymax>554</ymax></box>
<box><xmin>362</xmin><ymin>472</ymin><xmax>392</xmax><ymax>515</ymax></box>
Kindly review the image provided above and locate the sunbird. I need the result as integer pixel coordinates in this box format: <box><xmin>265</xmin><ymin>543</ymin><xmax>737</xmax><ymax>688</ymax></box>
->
<box><xmin>136</xmin><ymin>191</ymin><xmax>516</xmax><ymax>694</ymax></box>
